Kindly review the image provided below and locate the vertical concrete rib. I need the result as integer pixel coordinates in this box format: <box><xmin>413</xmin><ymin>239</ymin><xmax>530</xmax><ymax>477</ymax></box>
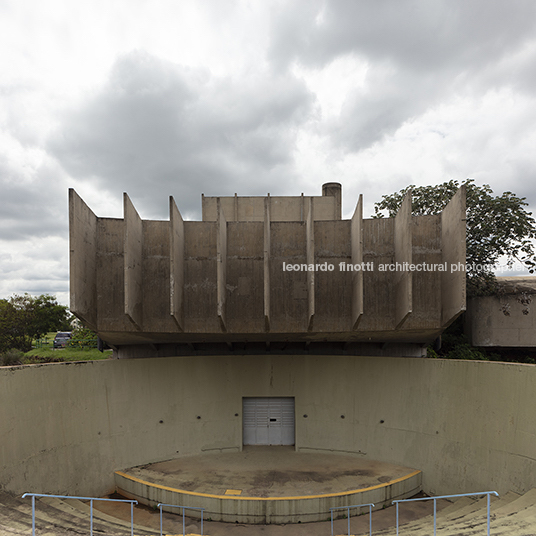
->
<box><xmin>217</xmin><ymin>198</ymin><xmax>228</xmax><ymax>332</ymax></box>
<box><xmin>124</xmin><ymin>193</ymin><xmax>143</xmax><ymax>329</ymax></box>
<box><xmin>170</xmin><ymin>196</ymin><xmax>184</xmax><ymax>331</ymax></box>
<box><xmin>351</xmin><ymin>194</ymin><xmax>364</xmax><ymax>330</ymax></box>
<box><xmin>69</xmin><ymin>189</ymin><xmax>98</xmax><ymax>330</ymax></box>
<box><xmin>264</xmin><ymin>195</ymin><xmax>271</xmax><ymax>332</ymax></box>
<box><xmin>441</xmin><ymin>185</ymin><xmax>467</xmax><ymax>327</ymax></box>
<box><xmin>306</xmin><ymin>197</ymin><xmax>315</xmax><ymax>331</ymax></box>
<box><xmin>394</xmin><ymin>191</ymin><xmax>413</xmax><ymax>329</ymax></box>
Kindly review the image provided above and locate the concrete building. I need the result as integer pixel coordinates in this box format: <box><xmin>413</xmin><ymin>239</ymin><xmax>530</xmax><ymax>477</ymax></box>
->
<box><xmin>69</xmin><ymin>183</ymin><xmax>466</xmax><ymax>358</ymax></box>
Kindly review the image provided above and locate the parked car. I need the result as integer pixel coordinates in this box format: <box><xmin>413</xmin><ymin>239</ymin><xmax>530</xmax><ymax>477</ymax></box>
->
<box><xmin>53</xmin><ymin>332</ymin><xmax>72</xmax><ymax>348</ymax></box>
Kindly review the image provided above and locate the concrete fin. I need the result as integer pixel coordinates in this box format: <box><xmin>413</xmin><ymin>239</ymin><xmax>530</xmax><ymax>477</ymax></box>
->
<box><xmin>441</xmin><ymin>185</ymin><xmax>467</xmax><ymax>327</ymax></box>
<box><xmin>394</xmin><ymin>190</ymin><xmax>413</xmax><ymax>329</ymax></box>
<box><xmin>351</xmin><ymin>194</ymin><xmax>364</xmax><ymax>330</ymax></box>
<box><xmin>124</xmin><ymin>193</ymin><xmax>143</xmax><ymax>330</ymax></box>
<box><xmin>68</xmin><ymin>189</ymin><xmax>98</xmax><ymax>330</ymax></box>
<box><xmin>217</xmin><ymin>198</ymin><xmax>227</xmax><ymax>332</ymax></box>
<box><xmin>170</xmin><ymin>196</ymin><xmax>184</xmax><ymax>331</ymax></box>
<box><xmin>264</xmin><ymin>195</ymin><xmax>271</xmax><ymax>332</ymax></box>
<box><xmin>306</xmin><ymin>197</ymin><xmax>315</xmax><ymax>331</ymax></box>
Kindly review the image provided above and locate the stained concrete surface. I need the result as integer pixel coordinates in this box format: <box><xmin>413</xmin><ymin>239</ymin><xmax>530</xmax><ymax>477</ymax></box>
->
<box><xmin>121</xmin><ymin>446</ymin><xmax>416</xmax><ymax>497</ymax></box>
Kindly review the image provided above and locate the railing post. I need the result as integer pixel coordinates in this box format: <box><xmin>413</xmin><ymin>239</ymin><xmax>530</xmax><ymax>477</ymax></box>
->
<box><xmin>183</xmin><ymin>506</ymin><xmax>186</xmax><ymax>536</ymax></box>
<box><xmin>369</xmin><ymin>503</ymin><xmax>373</xmax><ymax>536</ymax></box>
<box><xmin>90</xmin><ymin>499</ymin><xmax>93</xmax><ymax>536</ymax></box>
<box><xmin>396</xmin><ymin>501</ymin><xmax>399</xmax><ymax>536</ymax></box>
<box><xmin>201</xmin><ymin>508</ymin><xmax>204</xmax><ymax>536</ymax></box>
<box><xmin>347</xmin><ymin>506</ymin><xmax>350</xmax><ymax>536</ymax></box>
<box><xmin>487</xmin><ymin>492</ymin><xmax>491</xmax><ymax>536</ymax></box>
<box><xmin>433</xmin><ymin>498</ymin><xmax>437</xmax><ymax>536</ymax></box>
<box><xmin>330</xmin><ymin>509</ymin><xmax>334</xmax><ymax>536</ymax></box>
<box><xmin>32</xmin><ymin>495</ymin><xmax>36</xmax><ymax>536</ymax></box>
<box><xmin>160</xmin><ymin>504</ymin><xmax>163</xmax><ymax>536</ymax></box>
<box><xmin>130</xmin><ymin>501</ymin><xmax>134</xmax><ymax>536</ymax></box>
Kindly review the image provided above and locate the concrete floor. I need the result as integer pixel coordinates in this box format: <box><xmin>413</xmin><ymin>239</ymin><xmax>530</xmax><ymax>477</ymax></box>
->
<box><xmin>122</xmin><ymin>445</ymin><xmax>416</xmax><ymax>497</ymax></box>
<box><xmin>104</xmin><ymin>446</ymin><xmax>436</xmax><ymax>534</ymax></box>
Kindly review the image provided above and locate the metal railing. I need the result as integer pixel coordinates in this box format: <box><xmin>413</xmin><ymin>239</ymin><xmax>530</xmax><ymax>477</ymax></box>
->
<box><xmin>157</xmin><ymin>503</ymin><xmax>205</xmax><ymax>536</ymax></box>
<box><xmin>22</xmin><ymin>493</ymin><xmax>138</xmax><ymax>536</ymax></box>
<box><xmin>330</xmin><ymin>502</ymin><xmax>375</xmax><ymax>536</ymax></box>
<box><xmin>392</xmin><ymin>491</ymin><xmax>500</xmax><ymax>536</ymax></box>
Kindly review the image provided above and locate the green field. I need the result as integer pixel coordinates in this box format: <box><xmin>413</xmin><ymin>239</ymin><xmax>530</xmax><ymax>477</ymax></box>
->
<box><xmin>24</xmin><ymin>332</ymin><xmax>113</xmax><ymax>363</ymax></box>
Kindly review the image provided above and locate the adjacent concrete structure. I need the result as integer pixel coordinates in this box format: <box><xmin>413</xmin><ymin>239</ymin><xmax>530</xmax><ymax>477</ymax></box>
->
<box><xmin>466</xmin><ymin>276</ymin><xmax>536</xmax><ymax>347</ymax></box>
<box><xmin>69</xmin><ymin>184</ymin><xmax>467</xmax><ymax>358</ymax></box>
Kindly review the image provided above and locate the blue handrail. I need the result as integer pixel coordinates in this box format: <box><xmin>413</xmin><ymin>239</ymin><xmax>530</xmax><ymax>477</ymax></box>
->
<box><xmin>157</xmin><ymin>503</ymin><xmax>205</xmax><ymax>536</ymax></box>
<box><xmin>22</xmin><ymin>493</ymin><xmax>138</xmax><ymax>536</ymax></box>
<box><xmin>392</xmin><ymin>491</ymin><xmax>499</xmax><ymax>536</ymax></box>
<box><xmin>330</xmin><ymin>502</ymin><xmax>375</xmax><ymax>536</ymax></box>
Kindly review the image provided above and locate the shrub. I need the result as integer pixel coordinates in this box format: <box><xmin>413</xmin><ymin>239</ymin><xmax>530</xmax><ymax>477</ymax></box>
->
<box><xmin>1</xmin><ymin>348</ymin><xmax>24</xmax><ymax>366</ymax></box>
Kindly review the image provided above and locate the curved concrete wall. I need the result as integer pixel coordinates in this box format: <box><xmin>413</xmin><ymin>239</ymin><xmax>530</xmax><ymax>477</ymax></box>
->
<box><xmin>1</xmin><ymin>357</ymin><xmax>535</xmax><ymax>498</ymax></box>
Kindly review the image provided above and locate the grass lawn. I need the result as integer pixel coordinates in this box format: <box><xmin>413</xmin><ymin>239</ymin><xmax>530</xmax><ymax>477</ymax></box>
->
<box><xmin>24</xmin><ymin>347</ymin><xmax>112</xmax><ymax>363</ymax></box>
<box><xmin>24</xmin><ymin>332</ymin><xmax>113</xmax><ymax>363</ymax></box>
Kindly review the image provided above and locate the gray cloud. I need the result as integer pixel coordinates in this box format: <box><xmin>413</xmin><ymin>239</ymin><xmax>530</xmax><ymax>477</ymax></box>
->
<box><xmin>49</xmin><ymin>51</ymin><xmax>316</xmax><ymax>219</ymax></box>
<box><xmin>269</xmin><ymin>1</ymin><xmax>536</xmax><ymax>150</ymax></box>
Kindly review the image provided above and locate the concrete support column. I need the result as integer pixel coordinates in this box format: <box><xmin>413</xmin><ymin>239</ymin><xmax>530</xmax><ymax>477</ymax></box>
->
<box><xmin>351</xmin><ymin>194</ymin><xmax>364</xmax><ymax>330</ymax></box>
<box><xmin>441</xmin><ymin>184</ymin><xmax>467</xmax><ymax>327</ymax></box>
<box><xmin>264</xmin><ymin>195</ymin><xmax>271</xmax><ymax>332</ymax></box>
<box><xmin>217</xmin><ymin>198</ymin><xmax>228</xmax><ymax>332</ymax></box>
<box><xmin>394</xmin><ymin>191</ymin><xmax>412</xmax><ymax>329</ymax></box>
<box><xmin>69</xmin><ymin>188</ymin><xmax>98</xmax><ymax>330</ymax></box>
<box><xmin>170</xmin><ymin>196</ymin><xmax>184</xmax><ymax>331</ymax></box>
<box><xmin>306</xmin><ymin>197</ymin><xmax>315</xmax><ymax>331</ymax></box>
<box><xmin>124</xmin><ymin>193</ymin><xmax>143</xmax><ymax>329</ymax></box>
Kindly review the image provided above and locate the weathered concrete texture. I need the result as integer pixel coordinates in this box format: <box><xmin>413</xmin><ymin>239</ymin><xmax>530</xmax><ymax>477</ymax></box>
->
<box><xmin>202</xmin><ymin>188</ymin><xmax>341</xmax><ymax>222</ymax></box>
<box><xmin>441</xmin><ymin>184</ymin><xmax>467</xmax><ymax>327</ymax></box>
<box><xmin>394</xmin><ymin>191</ymin><xmax>412</xmax><ymax>329</ymax></box>
<box><xmin>466</xmin><ymin>276</ymin><xmax>536</xmax><ymax>347</ymax></box>
<box><xmin>1</xmin><ymin>357</ymin><xmax>535</xmax><ymax>500</ymax></box>
<box><xmin>124</xmin><ymin>193</ymin><xmax>143</xmax><ymax>329</ymax></box>
<box><xmin>68</xmin><ymin>184</ymin><xmax>466</xmax><ymax>352</ymax></box>
<box><xmin>170</xmin><ymin>196</ymin><xmax>184</xmax><ymax>330</ymax></box>
<box><xmin>350</xmin><ymin>194</ymin><xmax>363</xmax><ymax>329</ymax></box>
<box><xmin>68</xmin><ymin>189</ymin><xmax>97</xmax><ymax>330</ymax></box>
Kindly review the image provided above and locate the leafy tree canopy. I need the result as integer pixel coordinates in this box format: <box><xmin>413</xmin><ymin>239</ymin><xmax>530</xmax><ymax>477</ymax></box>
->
<box><xmin>0</xmin><ymin>294</ymin><xmax>71</xmax><ymax>353</ymax></box>
<box><xmin>373</xmin><ymin>179</ymin><xmax>536</xmax><ymax>296</ymax></box>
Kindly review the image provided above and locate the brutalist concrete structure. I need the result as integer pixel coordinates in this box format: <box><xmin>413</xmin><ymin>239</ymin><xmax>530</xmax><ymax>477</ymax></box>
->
<box><xmin>69</xmin><ymin>184</ymin><xmax>466</xmax><ymax>358</ymax></box>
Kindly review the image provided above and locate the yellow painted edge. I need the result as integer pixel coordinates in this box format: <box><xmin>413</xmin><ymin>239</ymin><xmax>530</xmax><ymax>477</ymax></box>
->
<box><xmin>115</xmin><ymin>469</ymin><xmax>421</xmax><ymax>502</ymax></box>
<box><xmin>224</xmin><ymin>489</ymin><xmax>242</xmax><ymax>495</ymax></box>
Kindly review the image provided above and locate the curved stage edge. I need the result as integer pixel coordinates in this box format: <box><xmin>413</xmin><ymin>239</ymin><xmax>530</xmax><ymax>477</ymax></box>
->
<box><xmin>114</xmin><ymin>454</ymin><xmax>422</xmax><ymax>524</ymax></box>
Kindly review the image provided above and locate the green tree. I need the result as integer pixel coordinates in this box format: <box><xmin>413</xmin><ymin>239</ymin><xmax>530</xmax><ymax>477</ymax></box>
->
<box><xmin>0</xmin><ymin>294</ymin><xmax>71</xmax><ymax>353</ymax></box>
<box><xmin>373</xmin><ymin>179</ymin><xmax>536</xmax><ymax>296</ymax></box>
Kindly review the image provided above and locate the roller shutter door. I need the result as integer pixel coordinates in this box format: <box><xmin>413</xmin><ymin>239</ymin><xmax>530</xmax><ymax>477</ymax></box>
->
<box><xmin>243</xmin><ymin>397</ymin><xmax>295</xmax><ymax>445</ymax></box>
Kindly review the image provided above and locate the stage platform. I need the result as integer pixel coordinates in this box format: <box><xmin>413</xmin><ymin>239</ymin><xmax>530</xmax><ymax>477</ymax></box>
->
<box><xmin>115</xmin><ymin>446</ymin><xmax>421</xmax><ymax>523</ymax></box>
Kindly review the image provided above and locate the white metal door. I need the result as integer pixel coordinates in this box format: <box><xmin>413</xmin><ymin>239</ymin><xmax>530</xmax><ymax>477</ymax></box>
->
<box><xmin>243</xmin><ymin>397</ymin><xmax>295</xmax><ymax>445</ymax></box>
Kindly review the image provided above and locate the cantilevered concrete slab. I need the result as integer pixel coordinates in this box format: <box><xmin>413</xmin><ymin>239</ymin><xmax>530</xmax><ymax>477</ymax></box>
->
<box><xmin>69</xmin><ymin>183</ymin><xmax>466</xmax><ymax>357</ymax></box>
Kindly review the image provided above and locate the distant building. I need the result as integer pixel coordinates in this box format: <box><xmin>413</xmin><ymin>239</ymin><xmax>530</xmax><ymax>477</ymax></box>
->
<box><xmin>466</xmin><ymin>276</ymin><xmax>536</xmax><ymax>347</ymax></box>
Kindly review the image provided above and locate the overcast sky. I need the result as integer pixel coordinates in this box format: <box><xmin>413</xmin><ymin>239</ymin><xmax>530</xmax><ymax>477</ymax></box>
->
<box><xmin>2</xmin><ymin>0</ymin><xmax>536</xmax><ymax>305</ymax></box>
